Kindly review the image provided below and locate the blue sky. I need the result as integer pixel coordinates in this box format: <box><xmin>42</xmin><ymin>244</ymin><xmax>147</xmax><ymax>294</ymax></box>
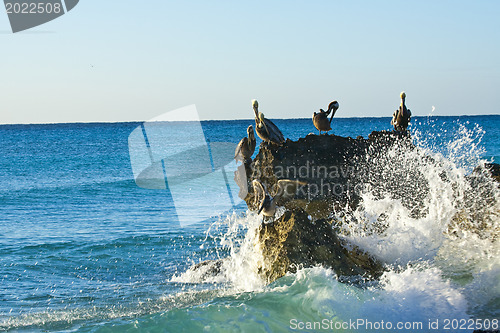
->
<box><xmin>1</xmin><ymin>0</ymin><xmax>499</xmax><ymax>124</ymax></box>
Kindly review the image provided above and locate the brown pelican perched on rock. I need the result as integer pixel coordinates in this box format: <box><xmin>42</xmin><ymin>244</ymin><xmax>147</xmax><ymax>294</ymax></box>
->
<box><xmin>252</xmin><ymin>179</ymin><xmax>307</xmax><ymax>222</ymax></box>
<box><xmin>234</xmin><ymin>125</ymin><xmax>256</xmax><ymax>164</ymax></box>
<box><xmin>391</xmin><ymin>91</ymin><xmax>412</xmax><ymax>132</ymax></box>
<box><xmin>252</xmin><ymin>99</ymin><xmax>285</xmax><ymax>144</ymax></box>
<box><xmin>313</xmin><ymin>100</ymin><xmax>339</xmax><ymax>134</ymax></box>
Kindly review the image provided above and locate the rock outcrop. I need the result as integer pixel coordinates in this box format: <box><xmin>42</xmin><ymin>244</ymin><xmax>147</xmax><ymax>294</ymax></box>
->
<box><xmin>243</xmin><ymin>131</ymin><xmax>420</xmax><ymax>283</ymax></box>
<box><xmin>189</xmin><ymin>132</ymin><xmax>499</xmax><ymax>285</ymax></box>
<box><xmin>245</xmin><ymin>131</ymin><xmax>421</xmax><ymax>219</ymax></box>
<box><xmin>242</xmin><ymin>133</ymin><xmax>500</xmax><ymax>284</ymax></box>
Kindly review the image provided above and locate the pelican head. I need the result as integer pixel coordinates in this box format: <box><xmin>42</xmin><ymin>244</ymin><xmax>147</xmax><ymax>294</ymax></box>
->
<box><xmin>330</xmin><ymin>100</ymin><xmax>339</xmax><ymax>111</ymax></box>
<box><xmin>258</xmin><ymin>112</ymin><xmax>269</xmax><ymax>132</ymax></box>
<box><xmin>252</xmin><ymin>99</ymin><xmax>260</xmax><ymax>121</ymax></box>
<box><xmin>259</xmin><ymin>112</ymin><xmax>265</xmax><ymax>122</ymax></box>
<box><xmin>247</xmin><ymin>125</ymin><xmax>254</xmax><ymax>137</ymax></box>
<box><xmin>400</xmin><ymin>91</ymin><xmax>406</xmax><ymax>99</ymax></box>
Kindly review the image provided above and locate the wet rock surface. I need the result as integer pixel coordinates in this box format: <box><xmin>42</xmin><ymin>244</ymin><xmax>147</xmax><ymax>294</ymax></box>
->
<box><xmin>484</xmin><ymin>163</ymin><xmax>500</xmax><ymax>182</ymax></box>
<box><xmin>190</xmin><ymin>132</ymin><xmax>498</xmax><ymax>284</ymax></box>
<box><xmin>245</xmin><ymin>131</ymin><xmax>421</xmax><ymax>221</ymax></box>
<box><xmin>243</xmin><ymin>131</ymin><xmax>417</xmax><ymax>282</ymax></box>
<box><xmin>256</xmin><ymin>209</ymin><xmax>384</xmax><ymax>284</ymax></box>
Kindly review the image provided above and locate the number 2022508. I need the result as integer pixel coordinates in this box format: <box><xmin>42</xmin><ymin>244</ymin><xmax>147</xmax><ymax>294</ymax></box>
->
<box><xmin>5</xmin><ymin>2</ymin><xmax>62</xmax><ymax>14</ymax></box>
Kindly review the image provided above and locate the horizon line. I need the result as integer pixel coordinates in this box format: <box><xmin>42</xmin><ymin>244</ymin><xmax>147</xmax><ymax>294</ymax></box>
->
<box><xmin>0</xmin><ymin>114</ymin><xmax>498</xmax><ymax>126</ymax></box>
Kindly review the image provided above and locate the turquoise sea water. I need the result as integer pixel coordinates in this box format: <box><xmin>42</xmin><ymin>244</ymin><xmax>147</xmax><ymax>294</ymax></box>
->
<box><xmin>0</xmin><ymin>116</ymin><xmax>499</xmax><ymax>332</ymax></box>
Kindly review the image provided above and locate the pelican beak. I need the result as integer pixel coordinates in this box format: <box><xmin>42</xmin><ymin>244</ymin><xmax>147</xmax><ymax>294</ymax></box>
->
<box><xmin>252</xmin><ymin>100</ymin><xmax>259</xmax><ymax>120</ymax></box>
<box><xmin>257</xmin><ymin>200</ymin><xmax>265</xmax><ymax>214</ymax></box>
<box><xmin>259</xmin><ymin>113</ymin><xmax>269</xmax><ymax>132</ymax></box>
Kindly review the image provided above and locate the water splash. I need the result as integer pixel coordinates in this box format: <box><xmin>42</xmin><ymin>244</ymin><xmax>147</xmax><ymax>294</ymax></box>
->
<box><xmin>134</xmin><ymin>266</ymin><xmax>469</xmax><ymax>333</ymax></box>
<box><xmin>169</xmin><ymin>118</ymin><xmax>499</xmax><ymax>328</ymax></box>
<box><xmin>171</xmin><ymin>211</ymin><xmax>267</xmax><ymax>292</ymax></box>
<box><xmin>412</xmin><ymin>119</ymin><xmax>487</xmax><ymax>172</ymax></box>
<box><xmin>333</xmin><ymin>119</ymin><xmax>499</xmax><ymax>319</ymax></box>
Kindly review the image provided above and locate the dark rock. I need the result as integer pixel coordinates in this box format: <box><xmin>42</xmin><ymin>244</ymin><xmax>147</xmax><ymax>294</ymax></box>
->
<box><xmin>452</xmin><ymin>162</ymin><xmax>500</xmax><ymax>240</ymax></box>
<box><xmin>256</xmin><ymin>208</ymin><xmax>383</xmax><ymax>283</ymax></box>
<box><xmin>186</xmin><ymin>259</ymin><xmax>225</xmax><ymax>282</ymax></box>
<box><xmin>484</xmin><ymin>163</ymin><xmax>500</xmax><ymax>182</ymax></box>
<box><xmin>472</xmin><ymin>162</ymin><xmax>500</xmax><ymax>183</ymax></box>
<box><xmin>243</xmin><ymin>132</ymin><xmax>420</xmax><ymax>282</ymax></box>
<box><xmin>245</xmin><ymin>131</ymin><xmax>425</xmax><ymax>220</ymax></box>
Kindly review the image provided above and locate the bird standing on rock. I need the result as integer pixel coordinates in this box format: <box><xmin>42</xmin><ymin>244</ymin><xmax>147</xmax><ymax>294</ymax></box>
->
<box><xmin>313</xmin><ymin>100</ymin><xmax>339</xmax><ymax>135</ymax></box>
<box><xmin>252</xmin><ymin>99</ymin><xmax>285</xmax><ymax>144</ymax></box>
<box><xmin>252</xmin><ymin>179</ymin><xmax>307</xmax><ymax>223</ymax></box>
<box><xmin>234</xmin><ymin>125</ymin><xmax>256</xmax><ymax>164</ymax></box>
<box><xmin>391</xmin><ymin>91</ymin><xmax>412</xmax><ymax>132</ymax></box>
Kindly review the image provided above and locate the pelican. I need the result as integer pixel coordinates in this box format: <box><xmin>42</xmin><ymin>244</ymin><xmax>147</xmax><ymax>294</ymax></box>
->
<box><xmin>252</xmin><ymin>99</ymin><xmax>285</xmax><ymax>144</ymax></box>
<box><xmin>234</xmin><ymin>125</ymin><xmax>256</xmax><ymax>163</ymax></box>
<box><xmin>391</xmin><ymin>91</ymin><xmax>412</xmax><ymax>132</ymax></box>
<box><xmin>313</xmin><ymin>100</ymin><xmax>339</xmax><ymax>134</ymax></box>
<box><xmin>252</xmin><ymin>179</ymin><xmax>307</xmax><ymax>221</ymax></box>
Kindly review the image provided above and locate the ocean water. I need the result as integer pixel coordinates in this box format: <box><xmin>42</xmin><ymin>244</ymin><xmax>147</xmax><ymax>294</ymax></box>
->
<box><xmin>0</xmin><ymin>116</ymin><xmax>499</xmax><ymax>332</ymax></box>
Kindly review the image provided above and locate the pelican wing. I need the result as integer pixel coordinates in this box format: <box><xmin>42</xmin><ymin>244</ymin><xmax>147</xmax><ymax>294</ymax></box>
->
<box><xmin>263</xmin><ymin>118</ymin><xmax>285</xmax><ymax>143</ymax></box>
<box><xmin>391</xmin><ymin>109</ymin><xmax>399</xmax><ymax>126</ymax></box>
<box><xmin>316</xmin><ymin>108</ymin><xmax>330</xmax><ymax>117</ymax></box>
<box><xmin>248</xmin><ymin>135</ymin><xmax>256</xmax><ymax>154</ymax></box>
<box><xmin>247</xmin><ymin>126</ymin><xmax>257</xmax><ymax>155</ymax></box>
<box><xmin>274</xmin><ymin>179</ymin><xmax>307</xmax><ymax>204</ymax></box>
<box><xmin>234</xmin><ymin>137</ymin><xmax>248</xmax><ymax>162</ymax></box>
<box><xmin>252</xmin><ymin>179</ymin><xmax>266</xmax><ymax>207</ymax></box>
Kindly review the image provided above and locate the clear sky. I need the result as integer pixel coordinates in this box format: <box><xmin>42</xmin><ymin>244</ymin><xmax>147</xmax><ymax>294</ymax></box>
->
<box><xmin>1</xmin><ymin>0</ymin><xmax>499</xmax><ymax>124</ymax></box>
